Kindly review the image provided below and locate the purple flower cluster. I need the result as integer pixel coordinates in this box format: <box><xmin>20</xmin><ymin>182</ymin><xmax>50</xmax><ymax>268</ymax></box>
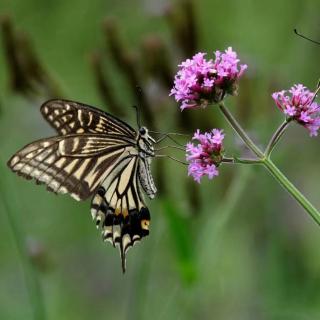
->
<box><xmin>170</xmin><ymin>48</ymin><xmax>319</xmax><ymax>185</ymax></box>
<box><xmin>186</xmin><ymin>129</ymin><xmax>224</xmax><ymax>183</ymax></box>
<box><xmin>170</xmin><ymin>47</ymin><xmax>247</xmax><ymax>110</ymax></box>
<box><xmin>272</xmin><ymin>84</ymin><xmax>320</xmax><ymax>136</ymax></box>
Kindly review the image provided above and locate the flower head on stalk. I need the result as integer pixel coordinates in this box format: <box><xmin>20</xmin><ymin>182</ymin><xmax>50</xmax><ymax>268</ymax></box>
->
<box><xmin>186</xmin><ymin>129</ymin><xmax>225</xmax><ymax>183</ymax></box>
<box><xmin>272</xmin><ymin>84</ymin><xmax>320</xmax><ymax>136</ymax></box>
<box><xmin>170</xmin><ymin>47</ymin><xmax>247</xmax><ymax>110</ymax></box>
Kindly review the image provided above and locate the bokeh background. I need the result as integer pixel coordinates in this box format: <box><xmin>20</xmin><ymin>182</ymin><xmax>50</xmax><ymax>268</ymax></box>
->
<box><xmin>0</xmin><ymin>0</ymin><xmax>320</xmax><ymax>319</ymax></box>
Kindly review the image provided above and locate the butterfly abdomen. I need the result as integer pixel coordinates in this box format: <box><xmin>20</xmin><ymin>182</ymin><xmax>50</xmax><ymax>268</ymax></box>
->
<box><xmin>138</xmin><ymin>158</ymin><xmax>157</xmax><ymax>199</ymax></box>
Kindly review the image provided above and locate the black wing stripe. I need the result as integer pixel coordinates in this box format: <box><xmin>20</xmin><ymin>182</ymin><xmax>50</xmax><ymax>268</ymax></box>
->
<box><xmin>46</xmin><ymin>157</ymin><xmax>70</xmax><ymax>191</ymax></box>
<box><xmin>88</xmin><ymin>150</ymin><xmax>127</xmax><ymax>191</ymax></box>
<box><xmin>57</xmin><ymin>134</ymin><xmax>132</xmax><ymax>157</ymax></box>
<box><xmin>11</xmin><ymin>141</ymin><xmax>57</xmax><ymax>183</ymax></box>
<box><xmin>17</xmin><ymin>145</ymin><xmax>53</xmax><ymax>178</ymax></box>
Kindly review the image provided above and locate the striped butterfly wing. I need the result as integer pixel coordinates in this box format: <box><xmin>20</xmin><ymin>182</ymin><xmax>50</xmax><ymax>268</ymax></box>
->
<box><xmin>91</xmin><ymin>155</ymin><xmax>152</xmax><ymax>273</ymax></box>
<box><xmin>40</xmin><ymin>99</ymin><xmax>136</xmax><ymax>137</ymax></box>
<box><xmin>8</xmin><ymin>134</ymin><xmax>137</xmax><ymax>201</ymax></box>
<box><xmin>8</xmin><ymin>99</ymin><xmax>157</xmax><ymax>272</ymax></box>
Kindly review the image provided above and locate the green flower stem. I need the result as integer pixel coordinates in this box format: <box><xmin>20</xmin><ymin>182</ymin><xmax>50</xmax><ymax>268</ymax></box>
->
<box><xmin>218</xmin><ymin>102</ymin><xmax>320</xmax><ymax>226</ymax></box>
<box><xmin>264</xmin><ymin>119</ymin><xmax>290</xmax><ymax>157</ymax></box>
<box><xmin>219</xmin><ymin>103</ymin><xmax>264</xmax><ymax>158</ymax></box>
<box><xmin>261</xmin><ymin>158</ymin><xmax>320</xmax><ymax>225</ymax></box>
<box><xmin>222</xmin><ymin>157</ymin><xmax>262</xmax><ymax>165</ymax></box>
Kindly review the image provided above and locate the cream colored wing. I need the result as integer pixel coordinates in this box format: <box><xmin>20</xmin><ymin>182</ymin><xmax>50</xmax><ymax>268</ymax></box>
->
<box><xmin>7</xmin><ymin>134</ymin><xmax>136</xmax><ymax>201</ymax></box>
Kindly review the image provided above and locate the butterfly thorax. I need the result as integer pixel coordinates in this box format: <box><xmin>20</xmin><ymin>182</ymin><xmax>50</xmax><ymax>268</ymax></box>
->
<box><xmin>134</xmin><ymin>126</ymin><xmax>157</xmax><ymax>199</ymax></box>
<box><xmin>136</xmin><ymin>126</ymin><xmax>155</xmax><ymax>158</ymax></box>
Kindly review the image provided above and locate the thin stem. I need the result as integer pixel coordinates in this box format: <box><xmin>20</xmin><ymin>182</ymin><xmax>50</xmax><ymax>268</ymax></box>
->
<box><xmin>222</xmin><ymin>157</ymin><xmax>263</xmax><ymax>165</ymax></box>
<box><xmin>312</xmin><ymin>83</ymin><xmax>320</xmax><ymax>102</ymax></box>
<box><xmin>264</xmin><ymin>119</ymin><xmax>290</xmax><ymax>157</ymax></box>
<box><xmin>218</xmin><ymin>102</ymin><xmax>264</xmax><ymax>158</ymax></box>
<box><xmin>221</xmin><ymin>157</ymin><xmax>234</xmax><ymax>164</ymax></box>
<box><xmin>262</xmin><ymin>158</ymin><xmax>320</xmax><ymax>226</ymax></box>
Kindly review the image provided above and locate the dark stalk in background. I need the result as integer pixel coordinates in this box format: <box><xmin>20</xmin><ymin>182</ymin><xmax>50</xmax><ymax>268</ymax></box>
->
<box><xmin>0</xmin><ymin>15</ymin><xmax>62</xmax><ymax>99</ymax></box>
<box><xmin>0</xmin><ymin>16</ymin><xmax>34</xmax><ymax>96</ymax></box>
<box><xmin>141</xmin><ymin>34</ymin><xmax>173</xmax><ymax>89</ymax></box>
<box><xmin>165</xmin><ymin>0</ymin><xmax>198</xmax><ymax>58</ymax></box>
<box><xmin>90</xmin><ymin>51</ymin><xmax>124</xmax><ymax>116</ymax></box>
<box><xmin>181</xmin><ymin>0</ymin><xmax>198</xmax><ymax>57</ymax></box>
<box><xmin>103</xmin><ymin>17</ymin><xmax>154</xmax><ymax>127</ymax></box>
<box><xmin>16</xmin><ymin>32</ymin><xmax>62</xmax><ymax>98</ymax></box>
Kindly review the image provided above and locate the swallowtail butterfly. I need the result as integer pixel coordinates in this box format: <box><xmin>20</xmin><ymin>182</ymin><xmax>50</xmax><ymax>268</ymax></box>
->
<box><xmin>7</xmin><ymin>99</ymin><xmax>157</xmax><ymax>272</ymax></box>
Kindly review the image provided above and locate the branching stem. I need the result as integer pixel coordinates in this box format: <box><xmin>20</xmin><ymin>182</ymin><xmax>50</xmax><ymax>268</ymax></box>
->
<box><xmin>218</xmin><ymin>102</ymin><xmax>320</xmax><ymax>226</ymax></box>
<box><xmin>264</xmin><ymin>119</ymin><xmax>290</xmax><ymax>157</ymax></box>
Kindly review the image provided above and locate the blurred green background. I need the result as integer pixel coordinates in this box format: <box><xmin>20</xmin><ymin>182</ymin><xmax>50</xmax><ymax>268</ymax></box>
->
<box><xmin>0</xmin><ymin>0</ymin><xmax>320</xmax><ymax>319</ymax></box>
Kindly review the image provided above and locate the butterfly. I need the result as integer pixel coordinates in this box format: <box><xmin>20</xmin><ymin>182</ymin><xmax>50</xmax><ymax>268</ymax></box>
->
<box><xmin>7</xmin><ymin>99</ymin><xmax>157</xmax><ymax>272</ymax></box>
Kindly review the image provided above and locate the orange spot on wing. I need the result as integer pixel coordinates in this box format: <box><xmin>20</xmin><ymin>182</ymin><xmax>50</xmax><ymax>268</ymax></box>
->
<box><xmin>141</xmin><ymin>219</ymin><xmax>150</xmax><ymax>230</ymax></box>
<box><xmin>115</xmin><ymin>207</ymin><xmax>129</xmax><ymax>218</ymax></box>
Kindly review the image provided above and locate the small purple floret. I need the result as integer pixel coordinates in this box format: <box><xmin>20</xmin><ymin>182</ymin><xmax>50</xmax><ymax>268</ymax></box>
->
<box><xmin>272</xmin><ymin>84</ymin><xmax>320</xmax><ymax>136</ymax></box>
<box><xmin>186</xmin><ymin>129</ymin><xmax>224</xmax><ymax>183</ymax></box>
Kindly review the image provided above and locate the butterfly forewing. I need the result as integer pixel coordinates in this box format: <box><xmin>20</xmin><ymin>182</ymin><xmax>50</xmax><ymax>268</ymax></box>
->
<box><xmin>41</xmin><ymin>99</ymin><xmax>136</xmax><ymax>137</ymax></box>
<box><xmin>8</xmin><ymin>135</ymin><xmax>135</xmax><ymax>200</ymax></box>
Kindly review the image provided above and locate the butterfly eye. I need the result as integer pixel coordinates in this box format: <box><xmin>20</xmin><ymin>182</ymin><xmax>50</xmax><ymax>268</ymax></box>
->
<box><xmin>139</xmin><ymin>127</ymin><xmax>146</xmax><ymax>135</ymax></box>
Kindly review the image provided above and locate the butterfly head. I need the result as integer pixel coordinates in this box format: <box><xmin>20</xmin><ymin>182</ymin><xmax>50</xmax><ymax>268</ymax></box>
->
<box><xmin>139</xmin><ymin>126</ymin><xmax>147</xmax><ymax>136</ymax></box>
<box><xmin>137</xmin><ymin>126</ymin><xmax>155</xmax><ymax>157</ymax></box>
<box><xmin>139</xmin><ymin>126</ymin><xmax>154</xmax><ymax>141</ymax></box>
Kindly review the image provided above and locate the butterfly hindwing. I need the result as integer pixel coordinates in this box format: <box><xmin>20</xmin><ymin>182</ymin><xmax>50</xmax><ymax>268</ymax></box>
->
<box><xmin>91</xmin><ymin>156</ymin><xmax>151</xmax><ymax>272</ymax></box>
<box><xmin>41</xmin><ymin>99</ymin><xmax>136</xmax><ymax>137</ymax></box>
<box><xmin>8</xmin><ymin>134</ymin><xmax>135</xmax><ymax>200</ymax></box>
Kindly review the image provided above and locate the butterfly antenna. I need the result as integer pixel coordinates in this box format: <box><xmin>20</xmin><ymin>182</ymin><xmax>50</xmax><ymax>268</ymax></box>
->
<box><xmin>135</xmin><ymin>85</ymin><xmax>144</xmax><ymax>127</ymax></box>
<box><xmin>132</xmin><ymin>105</ymin><xmax>141</xmax><ymax>128</ymax></box>
<box><xmin>294</xmin><ymin>28</ymin><xmax>320</xmax><ymax>45</ymax></box>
